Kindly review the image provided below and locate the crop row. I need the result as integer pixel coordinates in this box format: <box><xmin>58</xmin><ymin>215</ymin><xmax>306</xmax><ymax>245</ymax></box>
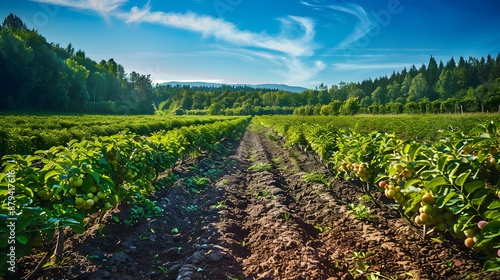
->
<box><xmin>0</xmin><ymin>115</ymin><xmax>237</xmax><ymax>158</ymax></box>
<box><xmin>255</xmin><ymin>115</ymin><xmax>500</xmax><ymax>271</ymax></box>
<box><xmin>0</xmin><ymin>117</ymin><xmax>250</xmax><ymax>276</ymax></box>
<box><xmin>260</xmin><ymin>114</ymin><xmax>500</xmax><ymax>142</ymax></box>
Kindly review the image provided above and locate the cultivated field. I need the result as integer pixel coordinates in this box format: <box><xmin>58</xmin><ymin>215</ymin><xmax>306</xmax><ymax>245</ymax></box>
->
<box><xmin>2</xmin><ymin>114</ymin><xmax>500</xmax><ymax>279</ymax></box>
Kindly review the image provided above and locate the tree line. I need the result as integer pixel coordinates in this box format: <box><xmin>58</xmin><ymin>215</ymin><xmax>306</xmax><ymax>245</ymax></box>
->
<box><xmin>0</xmin><ymin>14</ymin><xmax>154</xmax><ymax>114</ymax></box>
<box><xmin>154</xmin><ymin>51</ymin><xmax>500</xmax><ymax>115</ymax></box>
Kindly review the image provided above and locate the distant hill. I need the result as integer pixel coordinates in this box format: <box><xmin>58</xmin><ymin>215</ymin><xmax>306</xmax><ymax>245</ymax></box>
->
<box><xmin>161</xmin><ymin>81</ymin><xmax>309</xmax><ymax>93</ymax></box>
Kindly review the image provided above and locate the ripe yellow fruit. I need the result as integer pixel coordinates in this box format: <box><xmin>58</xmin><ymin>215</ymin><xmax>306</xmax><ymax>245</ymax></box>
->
<box><xmin>464</xmin><ymin>237</ymin><xmax>475</xmax><ymax>248</ymax></box>
<box><xmin>422</xmin><ymin>194</ymin><xmax>436</xmax><ymax>205</ymax></box>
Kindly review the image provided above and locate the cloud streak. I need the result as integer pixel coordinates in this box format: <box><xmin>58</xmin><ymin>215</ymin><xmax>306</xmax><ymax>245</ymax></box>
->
<box><xmin>30</xmin><ymin>0</ymin><xmax>326</xmax><ymax>85</ymax></box>
<box><xmin>32</xmin><ymin>0</ymin><xmax>127</xmax><ymax>18</ymax></box>
<box><xmin>300</xmin><ymin>0</ymin><xmax>374</xmax><ymax>48</ymax></box>
<box><xmin>120</xmin><ymin>4</ymin><xmax>316</xmax><ymax>57</ymax></box>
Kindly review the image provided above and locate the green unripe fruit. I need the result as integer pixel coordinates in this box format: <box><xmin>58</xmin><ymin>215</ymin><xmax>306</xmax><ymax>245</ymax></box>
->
<box><xmin>69</xmin><ymin>188</ymin><xmax>77</xmax><ymax>196</ymax></box>
<box><xmin>75</xmin><ymin>197</ymin><xmax>84</xmax><ymax>205</ymax></box>
<box><xmin>464</xmin><ymin>228</ymin><xmax>476</xmax><ymax>238</ymax></box>
<box><xmin>86</xmin><ymin>199</ymin><xmax>95</xmax><ymax>207</ymax></box>
<box><xmin>73</xmin><ymin>178</ymin><xmax>83</xmax><ymax>187</ymax></box>
<box><xmin>97</xmin><ymin>191</ymin><xmax>106</xmax><ymax>199</ymax></box>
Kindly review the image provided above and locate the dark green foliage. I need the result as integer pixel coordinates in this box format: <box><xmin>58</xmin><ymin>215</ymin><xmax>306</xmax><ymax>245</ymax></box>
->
<box><xmin>0</xmin><ymin>14</ymin><xmax>153</xmax><ymax>114</ymax></box>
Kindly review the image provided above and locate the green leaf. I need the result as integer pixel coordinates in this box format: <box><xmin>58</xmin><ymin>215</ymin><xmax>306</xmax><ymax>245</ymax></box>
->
<box><xmin>481</xmin><ymin>220</ymin><xmax>500</xmax><ymax>232</ymax></box>
<box><xmin>435</xmin><ymin>191</ymin><xmax>456</xmax><ymax>208</ymax></box>
<box><xmin>407</xmin><ymin>144</ymin><xmax>422</xmax><ymax>162</ymax></box>
<box><xmin>483</xmin><ymin>258</ymin><xmax>500</xmax><ymax>272</ymax></box>
<box><xmin>87</xmin><ymin>170</ymin><xmax>100</xmax><ymax>184</ymax></box>
<box><xmin>484</xmin><ymin>210</ymin><xmax>500</xmax><ymax>220</ymax></box>
<box><xmin>16</xmin><ymin>234</ymin><xmax>28</xmax><ymax>245</ymax></box>
<box><xmin>464</xmin><ymin>180</ymin><xmax>485</xmax><ymax>194</ymax></box>
<box><xmin>488</xmin><ymin>200</ymin><xmax>500</xmax><ymax>210</ymax></box>
<box><xmin>477</xmin><ymin>149</ymin><xmax>489</xmax><ymax>163</ymax></box>
<box><xmin>469</xmin><ymin>126</ymin><xmax>486</xmax><ymax>136</ymax></box>
<box><xmin>470</xmin><ymin>189</ymin><xmax>491</xmax><ymax>206</ymax></box>
<box><xmin>44</xmin><ymin>170</ymin><xmax>60</xmax><ymax>182</ymax></box>
<box><xmin>437</xmin><ymin>155</ymin><xmax>448</xmax><ymax>171</ymax></box>
<box><xmin>404</xmin><ymin>179</ymin><xmax>421</xmax><ymax>189</ymax></box>
<box><xmin>425</xmin><ymin>176</ymin><xmax>448</xmax><ymax>190</ymax></box>
<box><xmin>454</xmin><ymin>170</ymin><xmax>470</xmax><ymax>187</ymax></box>
<box><xmin>70</xmin><ymin>224</ymin><xmax>85</xmax><ymax>234</ymax></box>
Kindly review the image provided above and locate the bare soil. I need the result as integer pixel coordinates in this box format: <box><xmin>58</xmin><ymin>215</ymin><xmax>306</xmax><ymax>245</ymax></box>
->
<box><xmin>11</xmin><ymin>125</ymin><xmax>500</xmax><ymax>280</ymax></box>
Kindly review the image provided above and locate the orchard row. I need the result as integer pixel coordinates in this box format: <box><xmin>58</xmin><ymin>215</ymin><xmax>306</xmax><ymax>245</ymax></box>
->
<box><xmin>255</xmin><ymin>115</ymin><xmax>500</xmax><ymax>271</ymax></box>
<box><xmin>0</xmin><ymin>114</ymin><xmax>237</xmax><ymax>158</ymax></box>
<box><xmin>0</xmin><ymin>117</ymin><xmax>250</xmax><ymax>275</ymax></box>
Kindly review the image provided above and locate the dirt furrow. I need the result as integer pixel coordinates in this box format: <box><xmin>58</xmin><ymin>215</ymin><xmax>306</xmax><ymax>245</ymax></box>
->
<box><xmin>209</xmin><ymin>130</ymin><xmax>333</xmax><ymax>279</ymax></box>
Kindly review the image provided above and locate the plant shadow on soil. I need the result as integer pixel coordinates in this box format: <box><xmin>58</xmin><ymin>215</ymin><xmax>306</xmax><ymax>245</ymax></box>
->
<box><xmin>12</xmin><ymin>126</ymin><xmax>500</xmax><ymax>280</ymax></box>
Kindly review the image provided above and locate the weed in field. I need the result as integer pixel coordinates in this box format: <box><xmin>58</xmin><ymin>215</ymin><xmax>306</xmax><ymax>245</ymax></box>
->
<box><xmin>247</xmin><ymin>162</ymin><xmax>272</xmax><ymax>172</ymax></box>
<box><xmin>282</xmin><ymin>212</ymin><xmax>290</xmax><ymax>220</ymax></box>
<box><xmin>255</xmin><ymin>189</ymin><xmax>276</xmax><ymax>200</ymax></box>
<box><xmin>302</xmin><ymin>172</ymin><xmax>327</xmax><ymax>184</ymax></box>
<box><xmin>210</xmin><ymin>201</ymin><xmax>227</xmax><ymax>210</ymax></box>
<box><xmin>359</xmin><ymin>193</ymin><xmax>373</xmax><ymax>203</ymax></box>
<box><xmin>271</xmin><ymin>157</ymin><xmax>282</xmax><ymax>165</ymax></box>
<box><xmin>128</xmin><ymin>193</ymin><xmax>163</xmax><ymax>223</ymax></box>
<box><xmin>187</xmin><ymin>176</ymin><xmax>210</xmax><ymax>193</ymax></box>
<box><xmin>346</xmin><ymin>251</ymin><xmax>374</xmax><ymax>278</ymax></box>
<box><xmin>314</xmin><ymin>225</ymin><xmax>332</xmax><ymax>233</ymax></box>
<box><xmin>248</xmin><ymin>154</ymin><xmax>258</xmax><ymax>162</ymax></box>
<box><xmin>157</xmin><ymin>265</ymin><xmax>168</xmax><ymax>274</ymax></box>
<box><xmin>98</xmin><ymin>225</ymin><xmax>106</xmax><ymax>237</ymax></box>
<box><xmin>348</xmin><ymin>202</ymin><xmax>373</xmax><ymax>221</ymax></box>
<box><xmin>182</xmin><ymin>204</ymin><xmax>199</xmax><ymax>213</ymax></box>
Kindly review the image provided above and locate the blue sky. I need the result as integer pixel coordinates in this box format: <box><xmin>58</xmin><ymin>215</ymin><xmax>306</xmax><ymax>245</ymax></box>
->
<box><xmin>1</xmin><ymin>0</ymin><xmax>500</xmax><ymax>88</ymax></box>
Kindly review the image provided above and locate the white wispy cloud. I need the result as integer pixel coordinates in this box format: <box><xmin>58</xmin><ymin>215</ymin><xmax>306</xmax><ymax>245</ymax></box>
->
<box><xmin>120</xmin><ymin>3</ymin><xmax>316</xmax><ymax>57</ymax></box>
<box><xmin>116</xmin><ymin>2</ymin><xmax>324</xmax><ymax>84</ymax></box>
<box><xmin>30</xmin><ymin>0</ymin><xmax>326</xmax><ymax>85</ymax></box>
<box><xmin>32</xmin><ymin>0</ymin><xmax>127</xmax><ymax>18</ymax></box>
<box><xmin>300</xmin><ymin>0</ymin><xmax>374</xmax><ymax>48</ymax></box>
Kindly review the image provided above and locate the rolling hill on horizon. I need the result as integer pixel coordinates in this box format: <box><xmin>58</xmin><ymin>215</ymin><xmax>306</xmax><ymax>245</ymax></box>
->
<box><xmin>161</xmin><ymin>81</ymin><xmax>309</xmax><ymax>93</ymax></box>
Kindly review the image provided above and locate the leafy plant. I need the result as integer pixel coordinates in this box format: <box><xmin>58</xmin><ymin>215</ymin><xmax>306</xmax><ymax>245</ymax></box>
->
<box><xmin>128</xmin><ymin>193</ymin><xmax>163</xmax><ymax>222</ymax></box>
<box><xmin>210</xmin><ymin>201</ymin><xmax>226</xmax><ymax>210</ymax></box>
<box><xmin>157</xmin><ymin>265</ymin><xmax>168</xmax><ymax>274</ymax></box>
<box><xmin>183</xmin><ymin>204</ymin><xmax>199</xmax><ymax>213</ymax></box>
<box><xmin>348</xmin><ymin>202</ymin><xmax>373</xmax><ymax>221</ymax></box>
<box><xmin>314</xmin><ymin>225</ymin><xmax>332</xmax><ymax>233</ymax></box>
<box><xmin>302</xmin><ymin>172</ymin><xmax>327</xmax><ymax>184</ymax></box>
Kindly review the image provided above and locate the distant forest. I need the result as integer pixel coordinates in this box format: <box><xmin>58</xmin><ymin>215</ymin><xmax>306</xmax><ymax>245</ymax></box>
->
<box><xmin>1</xmin><ymin>13</ymin><xmax>499</xmax><ymax>116</ymax></box>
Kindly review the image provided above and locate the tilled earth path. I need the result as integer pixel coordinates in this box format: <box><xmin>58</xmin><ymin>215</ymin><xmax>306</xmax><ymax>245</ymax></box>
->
<box><xmin>15</xmin><ymin>127</ymin><xmax>498</xmax><ymax>279</ymax></box>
